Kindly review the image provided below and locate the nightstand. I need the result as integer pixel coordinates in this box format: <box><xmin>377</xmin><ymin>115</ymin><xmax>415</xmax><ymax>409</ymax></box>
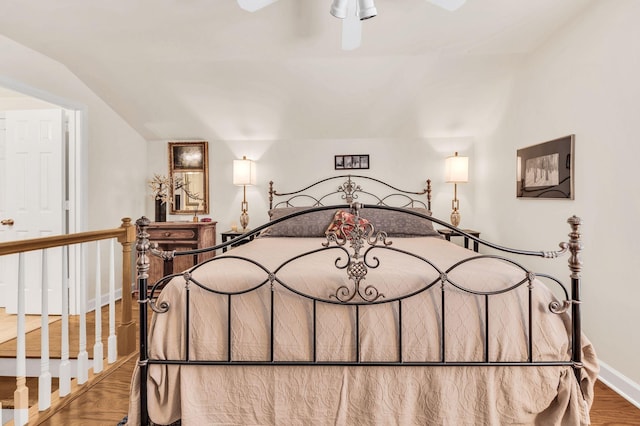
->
<box><xmin>438</xmin><ymin>229</ymin><xmax>481</xmax><ymax>252</ymax></box>
<box><xmin>147</xmin><ymin>221</ymin><xmax>217</xmax><ymax>284</ymax></box>
<box><xmin>220</xmin><ymin>230</ymin><xmax>256</xmax><ymax>253</ymax></box>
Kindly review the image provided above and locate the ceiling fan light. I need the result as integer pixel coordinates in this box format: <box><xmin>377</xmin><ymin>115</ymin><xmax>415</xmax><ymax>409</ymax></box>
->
<box><xmin>330</xmin><ymin>0</ymin><xmax>350</xmax><ymax>19</ymax></box>
<box><xmin>357</xmin><ymin>0</ymin><xmax>377</xmax><ymax>20</ymax></box>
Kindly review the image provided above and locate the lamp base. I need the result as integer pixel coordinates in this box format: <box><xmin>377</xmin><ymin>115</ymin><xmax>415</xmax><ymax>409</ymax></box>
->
<box><xmin>240</xmin><ymin>211</ymin><xmax>249</xmax><ymax>231</ymax></box>
<box><xmin>450</xmin><ymin>210</ymin><xmax>461</xmax><ymax>227</ymax></box>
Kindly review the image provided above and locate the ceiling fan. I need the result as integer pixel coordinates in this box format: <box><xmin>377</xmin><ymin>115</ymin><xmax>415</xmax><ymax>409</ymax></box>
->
<box><xmin>237</xmin><ymin>0</ymin><xmax>466</xmax><ymax>50</ymax></box>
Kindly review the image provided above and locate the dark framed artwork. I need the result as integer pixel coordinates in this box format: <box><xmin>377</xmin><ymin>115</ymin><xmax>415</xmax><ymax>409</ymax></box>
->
<box><xmin>334</xmin><ymin>154</ymin><xmax>370</xmax><ymax>170</ymax></box>
<box><xmin>170</xmin><ymin>141</ymin><xmax>207</xmax><ymax>170</ymax></box>
<box><xmin>517</xmin><ymin>135</ymin><xmax>574</xmax><ymax>199</ymax></box>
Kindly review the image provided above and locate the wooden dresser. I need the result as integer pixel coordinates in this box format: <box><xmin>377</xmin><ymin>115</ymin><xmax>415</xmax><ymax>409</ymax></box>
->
<box><xmin>147</xmin><ymin>221</ymin><xmax>217</xmax><ymax>284</ymax></box>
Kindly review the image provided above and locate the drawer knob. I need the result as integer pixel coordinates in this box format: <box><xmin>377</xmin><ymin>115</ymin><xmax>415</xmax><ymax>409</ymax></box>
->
<box><xmin>164</xmin><ymin>232</ymin><xmax>171</xmax><ymax>237</ymax></box>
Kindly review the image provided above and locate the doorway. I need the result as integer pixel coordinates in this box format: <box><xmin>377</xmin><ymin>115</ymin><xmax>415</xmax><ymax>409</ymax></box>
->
<box><xmin>0</xmin><ymin>82</ymin><xmax>86</xmax><ymax>315</ymax></box>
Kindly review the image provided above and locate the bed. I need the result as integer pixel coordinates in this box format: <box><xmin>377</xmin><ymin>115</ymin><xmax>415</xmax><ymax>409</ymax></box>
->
<box><xmin>127</xmin><ymin>175</ymin><xmax>598</xmax><ymax>425</ymax></box>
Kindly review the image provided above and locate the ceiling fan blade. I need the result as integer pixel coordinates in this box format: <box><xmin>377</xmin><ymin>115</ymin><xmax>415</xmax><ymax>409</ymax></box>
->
<box><xmin>426</xmin><ymin>0</ymin><xmax>466</xmax><ymax>12</ymax></box>
<box><xmin>237</xmin><ymin>0</ymin><xmax>280</xmax><ymax>12</ymax></box>
<box><xmin>341</xmin><ymin>0</ymin><xmax>362</xmax><ymax>50</ymax></box>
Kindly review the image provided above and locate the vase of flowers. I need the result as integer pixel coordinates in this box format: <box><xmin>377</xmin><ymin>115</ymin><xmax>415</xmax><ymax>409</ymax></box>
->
<box><xmin>148</xmin><ymin>174</ymin><xmax>171</xmax><ymax>222</ymax></box>
<box><xmin>154</xmin><ymin>198</ymin><xmax>167</xmax><ymax>222</ymax></box>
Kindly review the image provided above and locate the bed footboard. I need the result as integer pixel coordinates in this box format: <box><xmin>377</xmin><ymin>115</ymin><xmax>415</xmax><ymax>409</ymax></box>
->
<box><xmin>133</xmin><ymin>173</ymin><xmax>591</xmax><ymax>424</ymax></box>
<box><xmin>133</xmin><ymin>206</ymin><xmax>589</xmax><ymax>425</ymax></box>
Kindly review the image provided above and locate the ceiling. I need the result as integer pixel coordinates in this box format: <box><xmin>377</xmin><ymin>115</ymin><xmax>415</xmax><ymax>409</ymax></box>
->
<box><xmin>0</xmin><ymin>0</ymin><xmax>594</xmax><ymax>141</ymax></box>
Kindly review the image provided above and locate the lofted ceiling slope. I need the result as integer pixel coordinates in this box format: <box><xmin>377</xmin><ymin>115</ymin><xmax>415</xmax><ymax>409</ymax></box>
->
<box><xmin>0</xmin><ymin>0</ymin><xmax>595</xmax><ymax>141</ymax></box>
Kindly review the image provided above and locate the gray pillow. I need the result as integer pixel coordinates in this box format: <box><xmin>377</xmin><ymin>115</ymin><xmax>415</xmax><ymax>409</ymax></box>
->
<box><xmin>358</xmin><ymin>207</ymin><xmax>441</xmax><ymax>238</ymax></box>
<box><xmin>261</xmin><ymin>207</ymin><xmax>336</xmax><ymax>237</ymax></box>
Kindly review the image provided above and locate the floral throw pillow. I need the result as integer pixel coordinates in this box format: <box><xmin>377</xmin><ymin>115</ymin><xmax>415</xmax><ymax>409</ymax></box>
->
<box><xmin>325</xmin><ymin>210</ymin><xmax>370</xmax><ymax>239</ymax></box>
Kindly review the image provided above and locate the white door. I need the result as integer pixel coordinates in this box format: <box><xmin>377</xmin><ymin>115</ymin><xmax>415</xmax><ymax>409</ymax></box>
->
<box><xmin>0</xmin><ymin>109</ymin><xmax>65</xmax><ymax>314</ymax></box>
<box><xmin>0</xmin><ymin>114</ymin><xmax>15</xmax><ymax>306</ymax></box>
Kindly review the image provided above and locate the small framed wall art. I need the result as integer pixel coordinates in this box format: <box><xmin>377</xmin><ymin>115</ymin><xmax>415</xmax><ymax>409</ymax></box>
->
<box><xmin>516</xmin><ymin>135</ymin><xmax>574</xmax><ymax>199</ymax></box>
<box><xmin>334</xmin><ymin>154</ymin><xmax>370</xmax><ymax>170</ymax></box>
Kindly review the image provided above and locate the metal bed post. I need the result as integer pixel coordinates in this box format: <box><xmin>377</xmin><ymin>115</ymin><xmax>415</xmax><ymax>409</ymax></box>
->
<box><xmin>135</xmin><ymin>217</ymin><xmax>151</xmax><ymax>426</ymax></box>
<box><xmin>567</xmin><ymin>216</ymin><xmax>583</xmax><ymax>383</ymax></box>
<box><xmin>268</xmin><ymin>180</ymin><xmax>274</xmax><ymax>210</ymax></box>
<box><xmin>425</xmin><ymin>179</ymin><xmax>432</xmax><ymax>212</ymax></box>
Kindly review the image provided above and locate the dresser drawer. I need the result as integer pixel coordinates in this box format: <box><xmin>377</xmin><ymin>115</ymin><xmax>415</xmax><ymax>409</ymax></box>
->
<box><xmin>146</xmin><ymin>221</ymin><xmax>217</xmax><ymax>285</ymax></box>
<box><xmin>148</xmin><ymin>227</ymin><xmax>197</xmax><ymax>241</ymax></box>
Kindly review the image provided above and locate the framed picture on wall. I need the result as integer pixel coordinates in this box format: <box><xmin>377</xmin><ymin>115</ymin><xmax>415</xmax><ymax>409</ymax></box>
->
<box><xmin>168</xmin><ymin>141</ymin><xmax>209</xmax><ymax>214</ymax></box>
<box><xmin>517</xmin><ymin>135</ymin><xmax>574</xmax><ymax>199</ymax></box>
<box><xmin>170</xmin><ymin>142</ymin><xmax>206</xmax><ymax>170</ymax></box>
<box><xmin>335</xmin><ymin>154</ymin><xmax>370</xmax><ymax>170</ymax></box>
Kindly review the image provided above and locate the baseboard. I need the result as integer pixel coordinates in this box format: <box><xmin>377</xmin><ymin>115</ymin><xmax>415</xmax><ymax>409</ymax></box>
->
<box><xmin>598</xmin><ymin>359</ymin><xmax>640</xmax><ymax>409</ymax></box>
<box><xmin>86</xmin><ymin>288</ymin><xmax>123</xmax><ymax>312</ymax></box>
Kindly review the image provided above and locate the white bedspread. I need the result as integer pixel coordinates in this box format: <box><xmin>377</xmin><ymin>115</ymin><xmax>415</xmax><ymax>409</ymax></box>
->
<box><xmin>127</xmin><ymin>237</ymin><xmax>598</xmax><ymax>425</ymax></box>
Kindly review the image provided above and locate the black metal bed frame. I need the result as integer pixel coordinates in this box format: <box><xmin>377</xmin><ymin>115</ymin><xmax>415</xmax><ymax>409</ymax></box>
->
<box><xmin>268</xmin><ymin>174</ymin><xmax>433</xmax><ymax>211</ymax></box>
<box><xmin>135</xmin><ymin>175</ymin><xmax>584</xmax><ymax>426</ymax></box>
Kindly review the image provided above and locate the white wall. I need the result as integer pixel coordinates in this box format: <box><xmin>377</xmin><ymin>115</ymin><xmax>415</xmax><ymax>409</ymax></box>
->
<box><xmin>475</xmin><ymin>0</ymin><xmax>640</xmax><ymax>397</ymax></box>
<box><xmin>0</xmin><ymin>35</ymin><xmax>148</xmax><ymax>306</ymax></box>
<box><xmin>147</xmin><ymin>136</ymin><xmax>478</xmax><ymax>235</ymax></box>
<box><xmin>0</xmin><ymin>95</ymin><xmax>57</xmax><ymax>110</ymax></box>
<box><xmin>0</xmin><ymin>34</ymin><xmax>147</xmax><ymax>229</ymax></box>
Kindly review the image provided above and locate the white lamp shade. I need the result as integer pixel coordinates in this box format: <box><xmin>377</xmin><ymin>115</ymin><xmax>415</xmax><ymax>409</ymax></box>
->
<box><xmin>445</xmin><ymin>153</ymin><xmax>469</xmax><ymax>183</ymax></box>
<box><xmin>233</xmin><ymin>157</ymin><xmax>256</xmax><ymax>186</ymax></box>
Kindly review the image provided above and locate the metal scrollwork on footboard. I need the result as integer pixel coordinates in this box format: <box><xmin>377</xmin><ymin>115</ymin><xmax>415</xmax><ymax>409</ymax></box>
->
<box><xmin>542</xmin><ymin>242</ymin><xmax>569</xmax><ymax>258</ymax></box>
<box><xmin>149</xmin><ymin>243</ymin><xmax>176</xmax><ymax>261</ymax></box>
<box><xmin>149</xmin><ymin>298</ymin><xmax>170</xmax><ymax>314</ymax></box>
<box><xmin>549</xmin><ymin>299</ymin><xmax>574</xmax><ymax>314</ymax></box>
<box><xmin>324</xmin><ymin>203</ymin><xmax>392</xmax><ymax>303</ymax></box>
<box><xmin>331</xmin><ymin>258</ymin><xmax>385</xmax><ymax>303</ymax></box>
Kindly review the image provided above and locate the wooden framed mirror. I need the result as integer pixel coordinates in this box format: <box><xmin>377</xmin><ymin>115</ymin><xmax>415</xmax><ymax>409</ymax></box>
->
<box><xmin>168</xmin><ymin>141</ymin><xmax>209</xmax><ymax>215</ymax></box>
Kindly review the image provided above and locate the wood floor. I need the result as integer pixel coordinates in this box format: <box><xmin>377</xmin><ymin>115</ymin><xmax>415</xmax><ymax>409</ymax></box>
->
<box><xmin>0</xmin><ymin>309</ymin><xmax>60</xmax><ymax>345</ymax></box>
<box><xmin>1</xmin><ymin>296</ymin><xmax>638</xmax><ymax>425</ymax></box>
<box><xmin>590</xmin><ymin>381</ymin><xmax>640</xmax><ymax>425</ymax></box>
<box><xmin>36</xmin><ymin>352</ymin><xmax>138</xmax><ymax>426</ymax></box>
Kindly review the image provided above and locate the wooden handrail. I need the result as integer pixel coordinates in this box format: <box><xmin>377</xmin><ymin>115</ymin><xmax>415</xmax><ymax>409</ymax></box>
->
<box><xmin>0</xmin><ymin>222</ymin><xmax>129</xmax><ymax>255</ymax></box>
<box><xmin>0</xmin><ymin>217</ymin><xmax>138</xmax><ymax>355</ymax></box>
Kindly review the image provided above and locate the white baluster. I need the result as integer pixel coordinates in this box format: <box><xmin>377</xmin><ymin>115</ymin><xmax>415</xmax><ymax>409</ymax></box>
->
<box><xmin>77</xmin><ymin>243</ymin><xmax>89</xmax><ymax>384</ymax></box>
<box><xmin>38</xmin><ymin>250</ymin><xmax>52</xmax><ymax>410</ymax></box>
<box><xmin>93</xmin><ymin>241</ymin><xmax>104</xmax><ymax>374</ymax></box>
<box><xmin>14</xmin><ymin>252</ymin><xmax>29</xmax><ymax>426</ymax></box>
<box><xmin>59</xmin><ymin>246</ymin><xmax>71</xmax><ymax>396</ymax></box>
<box><xmin>108</xmin><ymin>239</ymin><xmax>117</xmax><ymax>364</ymax></box>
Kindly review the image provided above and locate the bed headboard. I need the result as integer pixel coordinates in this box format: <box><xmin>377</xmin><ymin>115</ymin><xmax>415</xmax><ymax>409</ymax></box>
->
<box><xmin>269</xmin><ymin>175</ymin><xmax>432</xmax><ymax>211</ymax></box>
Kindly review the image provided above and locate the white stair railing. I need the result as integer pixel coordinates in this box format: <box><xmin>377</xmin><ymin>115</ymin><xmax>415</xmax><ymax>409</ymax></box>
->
<box><xmin>93</xmin><ymin>241</ymin><xmax>104</xmax><ymax>374</ymax></box>
<box><xmin>108</xmin><ymin>239</ymin><xmax>117</xmax><ymax>364</ymax></box>
<box><xmin>59</xmin><ymin>246</ymin><xmax>71</xmax><ymax>398</ymax></box>
<box><xmin>14</xmin><ymin>253</ymin><xmax>28</xmax><ymax>426</ymax></box>
<box><xmin>0</xmin><ymin>218</ymin><xmax>136</xmax><ymax>425</ymax></box>
<box><xmin>38</xmin><ymin>250</ymin><xmax>52</xmax><ymax>411</ymax></box>
<box><xmin>75</xmin><ymin>243</ymin><xmax>89</xmax><ymax>386</ymax></box>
